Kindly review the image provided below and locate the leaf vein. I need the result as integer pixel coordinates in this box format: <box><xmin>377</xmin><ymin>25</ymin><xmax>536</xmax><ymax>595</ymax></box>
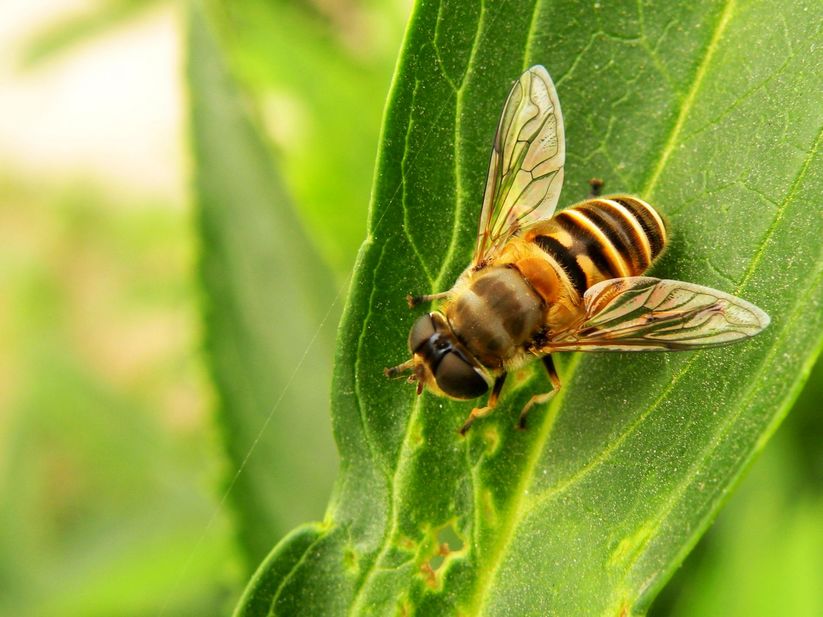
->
<box><xmin>267</xmin><ymin>526</ymin><xmax>328</xmax><ymax>615</ymax></box>
<box><xmin>432</xmin><ymin>0</ymin><xmax>460</xmax><ymax>92</ymax></box>
<box><xmin>641</xmin><ymin>0</ymin><xmax>736</xmax><ymax>197</ymax></box>
<box><xmin>525</xmin><ymin>353</ymin><xmax>702</xmax><ymax>513</ymax></box>
<box><xmin>736</xmin><ymin>119</ymin><xmax>823</xmax><ymax>290</ymax></box>
<box><xmin>466</xmin><ymin>354</ymin><xmax>583</xmax><ymax>616</ymax></box>
<box><xmin>401</xmin><ymin>77</ymin><xmax>436</xmax><ymax>283</ymax></box>
<box><xmin>353</xmin><ymin>240</ymin><xmax>395</xmax><ymax>478</ymax></box>
<box><xmin>431</xmin><ymin>0</ymin><xmax>487</xmax><ymax>287</ymax></box>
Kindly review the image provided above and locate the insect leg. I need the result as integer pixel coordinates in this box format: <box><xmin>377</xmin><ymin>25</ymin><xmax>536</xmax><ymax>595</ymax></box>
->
<box><xmin>407</xmin><ymin>291</ymin><xmax>450</xmax><ymax>309</ymax></box>
<box><xmin>517</xmin><ymin>355</ymin><xmax>562</xmax><ymax>430</ymax></box>
<box><xmin>459</xmin><ymin>373</ymin><xmax>507</xmax><ymax>436</ymax></box>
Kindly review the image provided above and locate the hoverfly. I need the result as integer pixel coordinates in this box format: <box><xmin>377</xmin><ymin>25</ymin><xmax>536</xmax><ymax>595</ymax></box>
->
<box><xmin>386</xmin><ymin>65</ymin><xmax>769</xmax><ymax>435</ymax></box>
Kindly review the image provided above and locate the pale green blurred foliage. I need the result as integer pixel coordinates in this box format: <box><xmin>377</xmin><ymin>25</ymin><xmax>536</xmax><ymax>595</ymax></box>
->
<box><xmin>0</xmin><ymin>175</ymin><xmax>236</xmax><ymax>615</ymax></box>
<box><xmin>0</xmin><ymin>0</ymin><xmax>820</xmax><ymax>615</ymax></box>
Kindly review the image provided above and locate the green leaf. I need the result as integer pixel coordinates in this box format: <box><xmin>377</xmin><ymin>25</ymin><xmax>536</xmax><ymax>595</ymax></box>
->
<box><xmin>238</xmin><ymin>0</ymin><xmax>823</xmax><ymax>614</ymax></box>
<box><xmin>0</xmin><ymin>178</ymin><xmax>235</xmax><ymax>616</ymax></box>
<box><xmin>187</xmin><ymin>1</ymin><xmax>338</xmax><ymax>567</ymax></box>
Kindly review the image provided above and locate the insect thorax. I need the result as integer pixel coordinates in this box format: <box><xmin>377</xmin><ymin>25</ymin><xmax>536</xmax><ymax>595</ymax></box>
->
<box><xmin>445</xmin><ymin>266</ymin><xmax>544</xmax><ymax>367</ymax></box>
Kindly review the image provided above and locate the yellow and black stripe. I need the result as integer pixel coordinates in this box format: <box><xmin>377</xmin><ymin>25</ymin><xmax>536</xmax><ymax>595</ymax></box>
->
<box><xmin>531</xmin><ymin>195</ymin><xmax>667</xmax><ymax>295</ymax></box>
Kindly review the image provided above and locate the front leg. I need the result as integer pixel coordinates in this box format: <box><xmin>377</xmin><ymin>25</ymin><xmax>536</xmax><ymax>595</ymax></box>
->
<box><xmin>518</xmin><ymin>355</ymin><xmax>562</xmax><ymax>430</ymax></box>
<box><xmin>459</xmin><ymin>373</ymin><xmax>507</xmax><ymax>436</ymax></box>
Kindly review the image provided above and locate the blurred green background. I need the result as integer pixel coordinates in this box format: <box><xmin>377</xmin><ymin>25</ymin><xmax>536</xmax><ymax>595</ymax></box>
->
<box><xmin>0</xmin><ymin>1</ymin><xmax>819</xmax><ymax>615</ymax></box>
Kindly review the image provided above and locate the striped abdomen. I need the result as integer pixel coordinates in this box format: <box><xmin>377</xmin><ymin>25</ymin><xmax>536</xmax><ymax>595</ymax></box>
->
<box><xmin>525</xmin><ymin>195</ymin><xmax>667</xmax><ymax>297</ymax></box>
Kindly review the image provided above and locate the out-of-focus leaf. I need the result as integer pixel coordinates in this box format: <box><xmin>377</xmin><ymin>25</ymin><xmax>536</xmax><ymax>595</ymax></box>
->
<box><xmin>17</xmin><ymin>0</ymin><xmax>167</xmax><ymax>69</ymax></box>
<box><xmin>187</xmin><ymin>1</ymin><xmax>338</xmax><ymax>567</ymax></box>
<box><xmin>238</xmin><ymin>0</ymin><xmax>823</xmax><ymax>614</ymax></box>
<box><xmin>212</xmin><ymin>0</ymin><xmax>406</xmax><ymax>276</ymax></box>
<box><xmin>0</xmin><ymin>178</ymin><xmax>234</xmax><ymax>616</ymax></box>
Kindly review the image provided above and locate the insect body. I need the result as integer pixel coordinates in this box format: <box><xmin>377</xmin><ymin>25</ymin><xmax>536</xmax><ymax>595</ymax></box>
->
<box><xmin>386</xmin><ymin>65</ymin><xmax>769</xmax><ymax>434</ymax></box>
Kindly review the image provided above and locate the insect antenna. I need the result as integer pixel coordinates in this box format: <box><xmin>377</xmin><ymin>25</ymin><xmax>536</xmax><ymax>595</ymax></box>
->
<box><xmin>384</xmin><ymin>358</ymin><xmax>414</xmax><ymax>379</ymax></box>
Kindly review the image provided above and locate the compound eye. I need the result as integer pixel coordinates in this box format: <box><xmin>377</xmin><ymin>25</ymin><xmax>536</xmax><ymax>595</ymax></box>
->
<box><xmin>435</xmin><ymin>352</ymin><xmax>488</xmax><ymax>400</ymax></box>
<box><xmin>408</xmin><ymin>314</ymin><xmax>436</xmax><ymax>353</ymax></box>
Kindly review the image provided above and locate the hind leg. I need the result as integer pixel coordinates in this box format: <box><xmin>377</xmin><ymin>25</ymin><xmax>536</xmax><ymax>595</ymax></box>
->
<box><xmin>518</xmin><ymin>355</ymin><xmax>561</xmax><ymax>430</ymax></box>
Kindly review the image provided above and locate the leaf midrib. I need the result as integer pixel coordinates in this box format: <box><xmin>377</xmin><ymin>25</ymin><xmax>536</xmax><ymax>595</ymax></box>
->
<box><xmin>467</xmin><ymin>0</ymin><xmax>737</xmax><ymax>613</ymax></box>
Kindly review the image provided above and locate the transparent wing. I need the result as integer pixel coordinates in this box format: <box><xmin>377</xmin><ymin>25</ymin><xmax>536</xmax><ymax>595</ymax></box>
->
<box><xmin>473</xmin><ymin>65</ymin><xmax>565</xmax><ymax>267</ymax></box>
<box><xmin>548</xmin><ymin>277</ymin><xmax>770</xmax><ymax>351</ymax></box>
